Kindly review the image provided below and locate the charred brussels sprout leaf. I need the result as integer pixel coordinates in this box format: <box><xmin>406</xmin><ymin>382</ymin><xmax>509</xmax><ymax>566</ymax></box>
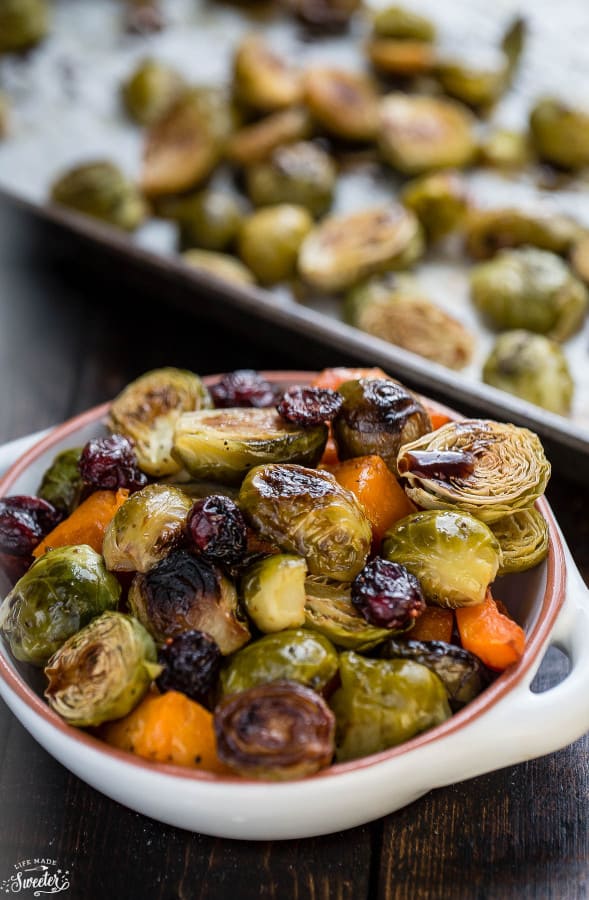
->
<box><xmin>108</xmin><ymin>367</ymin><xmax>212</xmax><ymax>477</ymax></box>
<box><xmin>0</xmin><ymin>544</ymin><xmax>121</xmax><ymax>666</ymax></box>
<box><xmin>238</xmin><ymin>204</ymin><xmax>313</xmax><ymax>285</ymax></box>
<box><xmin>226</xmin><ymin>107</ymin><xmax>313</xmax><ymax>167</ymax></box>
<box><xmin>246</xmin><ymin>142</ymin><xmax>336</xmax><ymax>218</ymax></box>
<box><xmin>400</xmin><ymin>171</ymin><xmax>469</xmax><ymax>241</ymax></box>
<box><xmin>37</xmin><ymin>447</ymin><xmax>83</xmax><ymax>516</ymax></box>
<box><xmin>50</xmin><ymin>161</ymin><xmax>147</xmax><ymax>232</ymax></box>
<box><xmin>465</xmin><ymin>208</ymin><xmax>580</xmax><ymax>260</ymax></box>
<box><xmin>122</xmin><ymin>58</ymin><xmax>185</xmax><ymax>126</ymax></box>
<box><xmin>45</xmin><ymin>611</ymin><xmax>159</xmax><ymax>727</ymax></box>
<box><xmin>304</xmin><ymin>577</ymin><xmax>392</xmax><ymax>650</ymax></box>
<box><xmin>304</xmin><ymin>67</ymin><xmax>379</xmax><ymax>142</ymax></box>
<box><xmin>233</xmin><ymin>35</ymin><xmax>302</xmax><ymax>113</ymax></box>
<box><xmin>242</xmin><ymin>554</ymin><xmax>307</xmax><ymax>633</ymax></box>
<box><xmin>530</xmin><ymin>98</ymin><xmax>589</xmax><ymax>171</ymax></box>
<box><xmin>239</xmin><ymin>464</ymin><xmax>372</xmax><ymax>582</ymax></box>
<box><xmin>173</xmin><ymin>407</ymin><xmax>327</xmax><ymax>485</ymax></box>
<box><xmin>182</xmin><ymin>250</ymin><xmax>256</xmax><ymax>286</ymax></box>
<box><xmin>490</xmin><ymin>508</ymin><xmax>549</xmax><ymax>576</ymax></box>
<box><xmin>332</xmin><ymin>652</ymin><xmax>451</xmax><ymax>762</ymax></box>
<box><xmin>0</xmin><ymin>0</ymin><xmax>49</xmax><ymax>52</ymax></box>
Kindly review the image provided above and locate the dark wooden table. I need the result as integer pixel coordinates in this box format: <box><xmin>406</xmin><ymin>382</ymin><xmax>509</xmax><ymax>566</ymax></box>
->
<box><xmin>0</xmin><ymin>197</ymin><xmax>588</xmax><ymax>900</ymax></box>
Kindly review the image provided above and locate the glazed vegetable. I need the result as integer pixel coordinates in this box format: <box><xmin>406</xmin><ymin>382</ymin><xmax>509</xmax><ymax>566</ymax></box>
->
<box><xmin>380</xmin><ymin>638</ymin><xmax>488</xmax><ymax>709</ymax></box>
<box><xmin>0</xmin><ymin>544</ymin><xmax>120</xmax><ymax>666</ymax></box>
<box><xmin>37</xmin><ymin>448</ymin><xmax>83</xmax><ymax>516</ymax></box>
<box><xmin>108</xmin><ymin>367</ymin><xmax>212</xmax><ymax>477</ymax></box>
<box><xmin>298</xmin><ymin>205</ymin><xmax>424</xmax><ymax>293</ymax></box>
<box><xmin>345</xmin><ymin>274</ymin><xmax>474</xmax><ymax>370</ymax></box>
<box><xmin>241</xmin><ymin>554</ymin><xmax>308</xmax><ymax>633</ymax></box>
<box><xmin>400</xmin><ymin>171</ymin><xmax>469</xmax><ymax>241</ymax></box>
<box><xmin>379</xmin><ymin>94</ymin><xmax>477</xmax><ymax>175</ymax></box>
<box><xmin>0</xmin><ymin>0</ymin><xmax>49</xmax><ymax>52</ymax></box>
<box><xmin>245</xmin><ymin>142</ymin><xmax>336</xmax><ymax>218</ymax></box>
<box><xmin>128</xmin><ymin>549</ymin><xmax>250</xmax><ymax>654</ymax></box>
<box><xmin>50</xmin><ymin>162</ymin><xmax>147</xmax><ymax>231</ymax></box>
<box><xmin>238</xmin><ymin>204</ymin><xmax>313</xmax><ymax>284</ymax></box>
<box><xmin>332</xmin><ymin>378</ymin><xmax>431</xmax><ymax>475</ymax></box>
<box><xmin>182</xmin><ymin>250</ymin><xmax>256</xmax><ymax>286</ymax></box>
<box><xmin>214</xmin><ymin>680</ymin><xmax>335</xmax><ymax>780</ymax></box>
<box><xmin>239</xmin><ymin>463</ymin><xmax>372</xmax><ymax>582</ymax></box>
<box><xmin>44</xmin><ymin>611</ymin><xmax>159</xmax><ymax>727</ymax></box>
<box><xmin>483</xmin><ymin>330</ymin><xmax>574</xmax><ymax>415</ymax></box>
<box><xmin>332</xmin><ymin>652</ymin><xmax>451</xmax><ymax>762</ymax></box>
<box><xmin>409</xmin><ymin>606</ymin><xmax>454</xmax><ymax>644</ymax></box>
<box><xmin>173</xmin><ymin>407</ymin><xmax>327</xmax><ymax>485</ymax></box>
<box><xmin>122</xmin><ymin>58</ymin><xmax>185</xmax><ymax>126</ymax></box>
<box><xmin>33</xmin><ymin>489</ymin><xmax>128</xmax><ymax>557</ymax></box>
<box><xmin>102</xmin><ymin>689</ymin><xmax>227</xmax><ymax>771</ymax></box>
<box><xmin>220</xmin><ymin>628</ymin><xmax>337</xmax><ymax>696</ymax></box>
<box><xmin>304</xmin><ymin>67</ymin><xmax>379</xmax><ymax>141</ymax></box>
<box><xmin>102</xmin><ymin>484</ymin><xmax>192</xmax><ymax>573</ymax></box>
<box><xmin>233</xmin><ymin>35</ymin><xmax>302</xmax><ymax>113</ymax></box>
<box><xmin>226</xmin><ymin>107</ymin><xmax>312</xmax><ymax>167</ymax></box>
<box><xmin>172</xmin><ymin>190</ymin><xmax>245</xmax><ymax>253</ymax></box>
<box><xmin>456</xmin><ymin>592</ymin><xmax>525</xmax><ymax>671</ymax></box>
<box><xmin>304</xmin><ymin>577</ymin><xmax>392</xmax><ymax>650</ymax></box>
<box><xmin>530</xmin><ymin>98</ymin><xmax>589</xmax><ymax>170</ymax></box>
<box><xmin>397</xmin><ymin>419</ymin><xmax>551</xmax><ymax>523</ymax></box>
<box><xmin>490</xmin><ymin>508</ymin><xmax>549</xmax><ymax>576</ymax></box>
<box><xmin>470</xmin><ymin>248</ymin><xmax>588</xmax><ymax>341</ymax></box>
<box><xmin>465</xmin><ymin>208</ymin><xmax>580</xmax><ymax>260</ymax></box>
<box><xmin>383</xmin><ymin>510</ymin><xmax>500</xmax><ymax>608</ymax></box>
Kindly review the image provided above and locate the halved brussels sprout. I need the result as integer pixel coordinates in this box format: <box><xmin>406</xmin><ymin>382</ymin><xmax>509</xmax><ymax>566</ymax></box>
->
<box><xmin>298</xmin><ymin>204</ymin><xmax>423</xmax><ymax>293</ymax></box>
<box><xmin>242</xmin><ymin>554</ymin><xmax>307</xmax><ymax>633</ymax></box>
<box><xmin>239</xmin><ymin>464</ymin><xmax>372</xmax><ymax>582</ymax></box>
<box><xmin>373</xmin><ymin>5</ymin><xmax>436</xmax><ymax>42</ymax></box>
<box><xmin>129</xmin><ymin>548</ymin><xmax>250</xmax><ymax>654</ymax></box>
<box><xmin>470</xmin><ymin>247</ymin><xmax>588</xmax><ymax>341</ymax></box>
<box><xmin>102</xmin><ymin>484</ymin><xmax>192</xmax><ymax>573</ymax></box>
<box><xmin>122</xmin><ymin>58</ymin><xmax>185</xmax><ymax>126</ymax></box>
<box><xmin>304</xmin><ymin>576</ymin><xmax>392</xmax><ymax>650</ymax></box>
<box><xmin>37</xmin><ymin>447</ymin><xmax>83</xmax><ymax>516</ymax></box>
<box><xmin>226</xmin><ymin>107</ymin><xmax>313</xmax><ymax>167</ymax></box>
<box><xmin>379</xmin><ymin>93</ymin><xmax>477</xmax><ymax>175</ymax></box>
<box><xmin>233</xmin><ymin>35</ymin><xmax>302</xmax><ymax>113</ymax></box>
<box><xmin>367</xmin><ymin>38</ymin><xmax>436</xmax><ymax>77</ymax></box>
<box><xmin>332</xmin><ymin>378</ymin><xmax>431</xmax><ymax>474</ymax></box>
<box><xmin>238</xmin><ymin>204</ymin><xmax>313</xmax><ymax>284</ymax></box>
<box><xmin>345</xmin><ymin>273</ymin><xmax>474</xmax><ymax>370</ymax></box>
<box><xmin>182</xmin><ymin>249</ymin><xmax>256</xmax><ymax>286</ymax></box>
<box><xmin>168</xmin><ymin>190</ymin><xmax>245</xmax><ymax>253</ymax></box>
<box><xmin>332</xmin><ymin>652</ymin><xmax>451</xmax><ymax>762</ymax></box>
<box><xmin>0</xmin><ymin>0</ymin><xmax>49</xmax><ymax>52</ymax></box>
<box><xmin>173</xmin><ymin>408</ymin><xmax>327</xmax><ymax>485</ymax></box>
<box><xmin>108</xmin><ymin>367</ymin><xmax>212</xmax><ymax>477</ymax></box>
<box><xmin>478</xmin><ymin>129</ymin><xmax>531</xmax><ymax>170</ymax></box>
<box><xmin>465</xmin><ymin>208</ymin><xmax>580</xmax><ymax>260</ymax></box>
<box><xmin>530</xmin><ymin>98</ymin><xmax>589</xmax><ymax>170</ymax></box>
<box><xmin>50</xmin><ymin>161</ymin><xmax>147</xmax><ymax>232</ymax></box>
<box><xmin>0</xmin><ymin>544</ymin><xmax>120</xmax><ymax>666</ymax></box>
<box><xmin>44</xmin><ymin>611</ymin><xmax>159</xmax><ymax>727</ymax></box>
<box><xmin>490</xmin><ymin>508</ymin><xmax>549</xmax><ymax>576</ymax></box>
<box><xmin>245</xmin><ymin>142</ymin><xmax>336</xmax><ymax>218</ymax></box>
<box><xmin>220</xmin><ymin>627</ymin><xmax>337</xmax><ymax>696</ymax></box>
<box><xmin>304</xmin><ymin>67</ymin><xmax>379</xmax><ymax>142</ymax></box>
<box><xmin>380</xmin><ymin>638</ymin><xmax>488</xmax><ymax>709</ymax></box>
<box><xmin>400</xmin><ymin>171</ymin><xmax>469</xmax><ymax>242</ymax></box>
<box><xmin>397</xmin><ymin>419</ymin><xmax>551</xmax><ymax>522</ymax></box>
<box><xmin>382</xmin><ymin>510</ymin><xmax>500</xmax><ymax>607</ymax></box>
<box><xmin>482</xmin><ymin>330</ymin><xmax>574</xmax><ymax>415</ymax></box>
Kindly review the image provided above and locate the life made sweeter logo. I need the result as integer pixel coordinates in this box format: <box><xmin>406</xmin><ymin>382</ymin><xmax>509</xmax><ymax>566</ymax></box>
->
<box><xmin>0</xmin><ymin>860</ymin><xmax>71</xmax><ymax>896</ymax></box>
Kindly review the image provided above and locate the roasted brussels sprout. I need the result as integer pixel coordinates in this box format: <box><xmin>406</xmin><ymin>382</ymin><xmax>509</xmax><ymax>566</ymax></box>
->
<box><xmin>0</xmin><ymin>0</ymin><xmax>49</xmax><ymax>52</ymax></box>
<box><xmin>373</xmin><ymin>5</ymin><xmax>436</xmax><ymax>42</ymax></box>
<box><xmin>478</xmin><ymin>129</ymin><xmax>531</xmax><ymax>170</ymax></box>
<box><xmin>530</xmin><ymin>98</ymin><xmax>589</xmax><ymax>170</ymax></box>
<box><xmin>108</xmin><ymin>367</ymin><xmax>212</xmax><ymax>477</ymax></box>
<box><xmin>226</xmin><ymin>107</ymin><xmax>313</xmax><ymax>167</ymax></box>
<box><xmin>37</xmin><ymin>447</ymin><xmax>83</xmax><ymax>516</ymax></box>
<box><xmin>332</xmin><ymin>652</ymin><xmax>450</xmax><ymax>762</ymax></box>
<box><xmin>173</xmin><ymin>408</ymin><xmax>327</xmax><ymax>485</ymax></box>
<box><xmin>50</xmin><ymin>162</ymin><xmax>147</xmax><ymax>232</ymax></box>
<box><xmin>128</xmin><ymin>549</ymin><xmax>250</xmax><ymax>654</ymax></box>
<box><xmin>379</xmin><ymin>94</ymin><xmax>477</xmax><ymax>175</ymax></box>
<box><xmin>470</xmin><ymin>248</ymin><xmax>588</xmax><ymax>341</ymax></box>
<box><xmin>304</xmin><ymin>67</ymin><xmax>379</xmax><ymax>142</ymax></box>
<box><xmin>122</xmin><ymin>58</ymin><xmax>185</xmax><ymax>126</ymax></box>
<box><xmin>400</xmin><ymin>171</ymin><xmax>469</xmax><ymax>241</ymax></box>
<box><xmin>239</xmin><ymin>464</ymin><xmax>372</xmax><ymax>582</ymax></box>
<box><xmin>45</xmin><ymin>611</ymin><xmax>159</xmax><ymax>727</ymax></box>
<box><xmin>171</xmin><ymin>190</ymin><xmax>245</xmax><ymax>253</ymax></box>
<box><xmin>220</xmin><ymin>628</ymin><xmax>337</xmax><ymax>696</ymax></box>
<box><xmin>245</xmin><ymin>142</ymin><xmax>336</xmax><ymax>218</ymax></box>
<box><xmin>368</xmin><ymin>6</ymin><xmax>436</xmax><ymax>77</ymax></box>
<box><xmin>571</xmin><ymin>234</ymin><xmax>589</xmax><ymax>285</ymax></box>
<box><xmin>304</xmin><ymin>577</ymin><xmax>392</xmax><ymax>650</ymax></box>
<box><xmin>182</xmin><ymin>249</ymin><xmax>256</xmax><ymax>286</ymax></box>
<box><xmin>102</xmin><ymin>484</ymin><xmax>192</xmax><ymax>573</ymax></box>
<box><xmin>0</xmin><ymin>544</ymin><xmax>121</xmax><ymax>666</ymax></box>
<box><xmin>242</xmin><ymin>554</ymin><xmax>307</xmax><ymax>633</ymax></box>
<box><xmin>233</xmin><ymin>35</ymin><xmax>302</xmax><ymax>113</ymax></box>
<box><xmin>345</xmin><ymin>273</ymin><xmax>474</xmax><ymax>370</ymax></box>
<box><xmin>465</xmin><ymin>208</ymin><xmax>580</xmax><ymax>260</ymax></box>
<box><xmin>435</xmin><ymin>51</ymin><xmax>509</xmax><ymax>110</ymax></box>
<box><xmin>382</xmin><ymin>510</ymin><xmax>500</xmax><ymax>608</ymax></box>
<box><xmin>490</xmin><ymin>508</ymin><xmax>549</xmax><ymax>576</ymax></box>
<box><xmin>380</xmin><ymin>638</ymin><xmax>488</xmax><ymax>709</ymax></box>
<box><xmin>215</xmin><ymin>680</ymin><xmax>335</xmax><ymax>780</ymax></box>
<box><xmin>397</xmin><ymin>419</ymin><xmax>551</xmax><ymax>523</ymax></box>
<box><xmin>332</xmin><ymin>378</ymin><xmax>431</xmax><ymax>474</ymax></box>
<box><xmin>291</xmin><ymin>0</ymin><xmax>360</xmax><ymax>30</ymax></box>
<box><xmin>238</xmin><ymin>204</ymin><xmax>313</xmax><ymax>284</ymax></box>
<box><xmin>298</xmin><ymin>204</ymin><xmax>423</xmax><ymax>293</ymax></box>
<box><xmin>482</xmin><ymin>330</ymin><xmax>574</xmax><ymax>415</ymax></box>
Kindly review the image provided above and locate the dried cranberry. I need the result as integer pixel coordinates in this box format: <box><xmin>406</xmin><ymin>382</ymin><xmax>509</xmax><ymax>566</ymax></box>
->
<box><xmin>156</xmin><ymin>630</ymin><xmax>222</xmax><ymax>710</ymax></box>
<box><xmin>0</xmin><ymin>496</ymin><xmax>61</xmax><ymax>557</ymax></box>
<box><xmin>79</xmin><ymin>434</ymin><xmax>147</xmax><ymax>492</ymax></box>
<box><xmin>210</xmin><ymin>370</ymin><xmax>277</xmax><ymax>408</ymax></box>
<box><xmin>352</xmin><ymin>559</ymin><xmax>426</xmax><ymax>629</ymax></box>
<box><xmin>276</xmin><ymin>386</ymin><xmax>343</xmax><ymax>426</ymax></box>
<box><xmin>187</xmin><ymin>495</ymin><xmax>247</xmax><ymax>565</ymax></box>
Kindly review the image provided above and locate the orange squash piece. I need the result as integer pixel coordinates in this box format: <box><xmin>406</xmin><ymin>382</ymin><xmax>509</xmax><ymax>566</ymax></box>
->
<box><xmin>311</xmin><ymin>366</ymin><xmax>390</xmax><ymax>391</ymax></box>
<box><xmin>409</xmin><ymin>606</ymin><xmax>454</xmax><ymax>644</ymax></box>
<box><xmin>33</xmin><ymin>488</ymin><xmax>129</xmax><ymax>557</ymax></box>
<box><xmin>456</xmin><ymin>591</ymin><xmax>525</xmax><ymax>671</ymax></box>
<box><xmin>428</xmin><ymin>411</ymin><xmax>453</xmax><ymax>430</ymax></box>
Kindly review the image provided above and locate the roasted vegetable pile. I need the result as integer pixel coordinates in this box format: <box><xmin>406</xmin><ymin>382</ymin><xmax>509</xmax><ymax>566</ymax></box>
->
<box><xmin>0</xmin><ymin>367</ymin><xmax>551</xmax><ymax>779</ymax></box>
